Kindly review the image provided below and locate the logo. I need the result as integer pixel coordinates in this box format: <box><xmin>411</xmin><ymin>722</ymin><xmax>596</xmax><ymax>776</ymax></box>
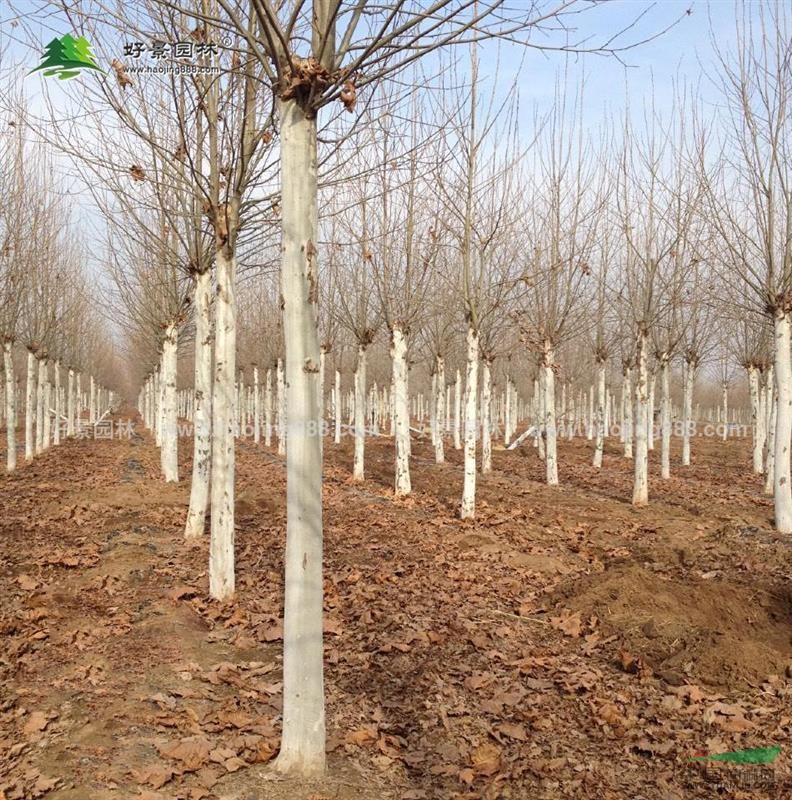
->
<box><xmin>29</xmin><ymin>34</ymin><xmax>102</xmax><ymax>80</ymax></box>
<box><xmin>689</xmin><ymin>745</ymin><xmax>781</xmax><ymax>764</ymax></box>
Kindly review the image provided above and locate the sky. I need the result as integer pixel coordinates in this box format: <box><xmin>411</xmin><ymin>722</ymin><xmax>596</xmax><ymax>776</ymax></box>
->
<box><xmin>0</xmin><ymin>0</ymin><xmax>748</xmax><ymax>276</ymax></box>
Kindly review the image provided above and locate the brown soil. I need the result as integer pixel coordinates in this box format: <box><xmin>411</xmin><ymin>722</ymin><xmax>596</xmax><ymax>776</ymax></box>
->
<box><xmin>1</xmin><ymin>413</ymin><xmax>791</xmax><ymax>800</ymax></box>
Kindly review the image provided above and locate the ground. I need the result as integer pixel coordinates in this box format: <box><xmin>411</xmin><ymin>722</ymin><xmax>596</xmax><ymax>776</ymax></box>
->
<box><xmin>1</xmin><ymin>414</ymin><xmax>791</xmax><ymax>800</ymax></box>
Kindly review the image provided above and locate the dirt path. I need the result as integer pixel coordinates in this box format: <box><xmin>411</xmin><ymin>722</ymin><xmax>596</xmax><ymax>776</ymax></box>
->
<box><xmin>1</xmin><ymin>413</ymin><xmax>791</xmax><ymax>799</ymax></box>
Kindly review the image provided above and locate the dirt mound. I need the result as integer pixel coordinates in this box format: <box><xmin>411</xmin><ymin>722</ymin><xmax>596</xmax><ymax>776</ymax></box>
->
<box><xmin>556</xmin><ymin>563</ymin><xmax>792</xmax><ymax>689</ymax></box>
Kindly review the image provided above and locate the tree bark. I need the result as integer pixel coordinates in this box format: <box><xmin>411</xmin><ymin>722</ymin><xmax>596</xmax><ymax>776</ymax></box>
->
<box><xmin>265</xmin><ymin>367</ymin><xmax>273</xmax><ymax>446</ymax></box>
<box><xmin>35</xmin><ymin>357</ymin><xmax>45</xmax><ymax>455</ymax></box>
<box><xmin>209</xmin><ymin>248</ymin><xmax>236</xmax><ymax>599</ymax></box>
<box><xmin>353</xmin><ymin>343</ymin><xmax>366</xmax><ymax>481</ymax></box>
<box><xmin>660</xmin><ymin>356</ymin><xmax>671</xmax><ymax>479</ymax></box>
<box><xmin>748</xmin><ymin>365</ymin><xmax>763</xmax><ymax>474</ymax></box>
<box><xmin>481</xmin><ymin>358</ymin><xmax>492</xmax><ymax>474</ymax></box>
<box><xmin>434</xmin><ymin>354</ymin><xmax>445</xmax><ymax>463</ymax></box>
<box><xmin>277</xmin><ymin>357</ymin><xmax>286</xmax><ymax>456</ymax></box>
<box><xmin>453</xmin><ymin>369</ymin><xmax>461</xmax><ymax>450</ymax></box>
<box><xmin>186</xmin><ymin>270</ymin><xmax>212</xmax><ymax>538</ymax></box>
<box><xmin>276</xmin><ymin>97</ymin><xmax>325</xmax><ymax>776</ymax></box>
<box><xmin>772</xmin><ymin>311</ymin><xmax>792</xmax><ymax>531</ymax></box>
<box><xmin>3</xmin><ymin>341</ymin><xmax>16</xmax><ymax>471</ymax></box>
<box><xmin>543</xmin><ymin>342</ymin><xmax>558</xmax><ymax>485</ymax></box>
<box><xmin>53</xmin><ymin>360</ymin><xmax>60</xmax><ymax>447</ymax></box>
<box><xmin>593</xmin><ymin>360</ymin><xmax>606</xmax><ymax>469</ymax></box>
<box><xmin>334</xmin><ymin>368</ymin><xmax>341</xmax><ymax>445</ymax></box>
<box><xmin>460</xmin><ymin>325</ymin><xmax>479</xmax><ymax>519</ymax></box>
<box><xmin>161</xmin><ymin>321</ymin><xmax>179</xmax><ymax>483</ymax></box>
<box><xmin>392</xmin><ymin>326</ymin><xmax>411</xmax><ymax>496</ymax></box>
<box><xmin>682</xmin><ymin>359</ymin><xmax>694</xmax><ymax>466</ymax></box>
<box><xmin>25</xmin><ymin>350</ymin><xmax>35</xmax><ymax>462</ymax></box>
<box><xmin>632</xmin><ymin>332</ymin><xmax>649</xmax><ymax>506</ymax></box>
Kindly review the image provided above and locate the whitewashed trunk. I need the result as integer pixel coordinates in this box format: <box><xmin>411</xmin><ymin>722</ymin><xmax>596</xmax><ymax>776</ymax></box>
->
<box><xmin>647</xmin><ymin>374</ymin><xmax>655</xmax><ymax>450</ymax></box>
<box><xmin>42</xmin><ymin>363</ymin><xmax>51</xmax><ymax>451</ymax></box>
<box><xmin>253</xmin><ymin>366</ymin><xmax>261</xmax><ymax>443</ymax></box>
<box><xmin>749</xmin><ymin>365</ymin><xmax>763</xmax><ymax>474</ymax></box>
<box><xmin>3</xmin><ymin>341</ymin><xmax>16</xmax><ymax>471</ymax></box>
<box><xmin>722</xmin><ymin>383</ymin><xmax>729</xmax><ymax>441</ymax></box>
<box><xmin>434</xmin><ymin>355</ymin><xmax>445</xmax><ymax>463</ymax></box>
<box><xmin>593</xmin><ymin>360</ymin><xmax>606</xmax><ymax>469</ymax></box>
<box><xmin>24</xmin><ymin>350</ymin><xmax>35</xmax><ymax>462</ymax></box>
<box><xmin>276</xmin><ymin>98</ymin><xmax>325</xmax><ymax>776</ymax></box>
<box><xmin>265</xmin><ymin>367</ymin><xmax>273</xmax><ymax>447</ymax></box>
<box><xmin>460</xmin><ymin>326</ymin><xmax>479</xmax><ymax>519</ymax></box>
<box><xmin>53</xmin><ymin>360</ymin><xmax>61</xmax><ymax>447</ymax></box>
<box><xmin>392</xmin><ymin>326</ymin><xmax>411</xmax><ymax>496</ymax></box>
<box><xmin>277</xmin><ymin>357</ymin><xmax>286</xmax><ymax>456</ymax></box>
<box><xmin>660</xmin><ymin>357</ymin><xmax>671</xmax><ymax>479</ymax></box>
<box><xmin>185</xmin><ymin>269</ymin><xmax>212</xmax><ymax>538</ymax></box>
<box><xmin>481</xmin><ymin>358</ymin><xmax>492</xmax><ymax>474</ymax></box>
<box><xmin>623</xmin><ymin>369</ymin><xmax>633</xmax><ymax>459</ymax></box>
<box><xmin>543</xmin><ymin>343</ymin><xmax>558</xmax><ymax>485</ymax></box>
<box><xmin>35</xmin><ymin>358</ymin><xmax>45</xmax><ymax>455</ymax></box>
<box><xmin>632</xmin><ymin>333</ymin><xmax>649</xmax><ymax>506</ymax></box>
<box><xmin>209</xmin><ymin>248</ymin><xmax>237</xmax><ymax>599</ymax></box>
<box><xmin>772</xmin><ymin>312</ymin><xmax>792</xmax><ymax>532</ymax></box>
<box><xmin>334</xmin><ymin>369</ymin><xmax>341</xmax><ymax>444</ymax></box>
<box><xmin>453</xmin><ymin>369</ymin><xmax>461</xmax><ymax>450</ymax></box>
<box><xmin>682</xmin><ymin>359</ymin><xmax>694</xmax><ymax>466</ymax></box>
<box><xmin>161</xmin><ymin>322</ymin><xmax>179</xmax><ymax>482</ymax></box>
<box><xmin>764</xmin><ymin>365</ymin><xmax>776</xmax><ymax>495</ymax></box>
<box><xmin>504</xmin><ymin>379</ymin><xmax>512</xmax><ymax>446</ymax></box>
<box><xmin>353</xmin><ymin>344</ymin><xmax>366</xmax><ymax>481</ymax></box>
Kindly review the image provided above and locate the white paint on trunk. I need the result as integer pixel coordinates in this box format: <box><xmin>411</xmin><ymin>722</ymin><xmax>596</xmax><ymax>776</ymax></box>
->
<box><xmin>265</xmin><ymin>367</ymin><xmax>273</xmax><ymax>446</ymax></box>
<box><xmin>353</xmin><ymin>344</ymin><xmax>366</xmax><ymax>481</ymax></box>
<box><xmin>453</xmin><ymin>369</ymin><xmax>461</xmax><ymax>450</ymax></box>
<box><xmin>161</xmin><ymin>322</ymin><xmax>179</xmax><ymax>483</ymax></box>
<box><xmin>593</xmin><ymin>361</ymin><xmax>606</xmax><ymax>469</ymax></box>
<box><xmin>3</xmin><ymin>341</ymin><xmax>16</xmax><ymax>471</ymax></box>
<box><xmin>53</xmin><ymin>361</ymin><xmax>60</xmax><ymax>447</ymax></box>
<box><xmin>334</xmin><ymin>369</ymin><xmax>341</xmax><ymax>445</ymax></box>
<box><xmin>434</xmin><ymin>354</ymin><xmax>445</xmax><ymax>463</ymax></box>
<box><xmin>185</xmin><ymin>270</ymin><xmax>212</xmax><ymax>538</ymax></box>
<box><xmin>764</xmin><ymin>365</ymin><xmax>776</xmax><ymax>495</ymax></box>
<box><xmin>277</xmin><ymin>357</ymin><xmax>286</xmax><ymax>456</ymax></box>
<box><xmin>460</xmin><ymin>326</ymin><xmax>479</xmax><ymax>519</ymax></box>
<box><xmin>392</xmin><ymin>326</ymin><xmax>411</xmax><ymax>495</ymax></box>
<box><xmin>748</xmin><ymin>365</ymin><xmax>763</xmax><ymax>474</ymax></box>
<box><xmin>275</xmin><ymin>98</ymin><xmax>325</xmax><ymax>776</ymax></box>
<box><xmin>24</xmin><ymin>350</ymin><xmax>35</xmax><ymax>462</ymax></box>
<box><xmin>632</xmin><ymin>333</ymin><xmax>649</xmax><ymax>506</ymax></box>
<box><xmin>543</xmin><ymin>342</ymin><xmax>558</xmax><ymax>486</ymax></box>
<box><xmin>481</xmin><ymin>358</ymin><xmax>492</xmax><ymax>474</ymax></box>
<box><xmin>772</xmin><ymin>312</ymin><xmax>792</xmax><ymax>531</ymax></box>
<box><xmin>660</xmin><ymin>357</ymin><xmax>671</xmax><ymax>479</ymax></box>
<box><xmin>35</xmin><ymin>357</ymin><xmax>45</xmax><ymax>455</ymax></box>
<box><xmin>209</xmin><ymin>248</ymin><xmax>236</xmax><ymax>600</ymax></box>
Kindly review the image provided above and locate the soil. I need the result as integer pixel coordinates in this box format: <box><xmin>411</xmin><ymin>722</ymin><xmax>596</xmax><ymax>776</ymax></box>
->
<box><xmin>1</xmin><ymin>412</ymin><xmax>791</xmax><ymax>800</ymax></box>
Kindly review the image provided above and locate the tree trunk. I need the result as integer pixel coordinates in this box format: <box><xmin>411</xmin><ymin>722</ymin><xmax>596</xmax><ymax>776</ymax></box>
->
<box><xmin>53</xmin><ymin>360</ymin><xmax>61</xmax><ymax>447</ymax></box>
<box><xmin>749</xmin><ymin>365</ymin><xmax>763</xmax><ymax>474</ymax></box>
<box><xmin>647</xmin><ymin>373</ymin><xmax>655</xmax><ymax>450</ymax></box>
<box><xmin>682</xmin><ymin>359</ymin><xmax>694</xmax><ymax>466</ymax></box>
<box><xmin>42</xmin><ymin>362</ymin><xmax>51</xmax><ymax>451</ymax></box>
<box><xmin>3</xmin><ymin>341</ymin><xmax>16</xmax><ymax>471</ymax></box>
<box><xmin>623</xmin><ymin>369</ymin><xmax>633</xmax><ymax>459</ymax></box>
<box><xmin>265</xmin><ymin>367</ymin><xmax>273</xmax><ymax>446</ymax></box>
<box><xmin>460</xmin><ymin>325</ymin><xmax>479</xmax><ymax>519</ymax></box>
<box><xmin>392</xmin><ymin>326</ymin><xmax>411</xmax><ymax>496</ymax></box>
<box><xmin>35</xmin><ymin>357</ymin><xmax>45</xmax><ymax>455</ymax></box>
<box><xmin>334</xmin><ymin>368</ymin><xmax>341</xmax><ymax>445</ymax></box>
<box><xmin>772</xmin><ymin>312</ymin><xmax>792</xmax><ymax>531</ymax></box>
<box><xmin>25</xmin><ymin>350</ymin><xmax>35</xmax><ymax>462</ymax></box>
<box><xmin>593</xmin><ymin>360</ymin><xmax>606</xmax><ymax>469</ymax></box>
<box><xmin>209</xmin><ymin>248</ymin><xmax>236</xmax><ymax>599</ymax></box>
<box><xmin>543</xmin><ymin>342</ymin><xmax>558</xmax><ymax>485</ymax></box>
<box><xmin>722</xmin><ymin>383</ymin><xmax>729</xmax><ymax>441</ymax></box>
<box><xmin>453</xmin><ymin>369</ymin><xmax>461</xmax><ymax>450</ymax></box>
<box><xmin>660</xmin><ymin>356</ymin><xmax>671</xmax><ymax>479</ymax></box>
<box><xmin>254</xmin><ymin>366</ymin><xmax>261</xmax><ymax>443</ymax></box>
<box><xmin>185</xmin><ymin>270</ymin><xmax>212</xmax><ymax>538</ymax></box>
<box><xmin>632</xmin><ymin>333</ymin><xmax>649</xmax><ymax>506</ymax></box>
<box><xmin>481</xmin><ymin>358</ymin><xmax>492</xmax><ymax>474</ymax></box>
<box><xmin>277</xmin><ymin>357</ymin><xmax>286</xmax><ymax>456</ymax></box>
<box><xmin>434</xmin><ymin>354</ymin><xmax>445</xmax><ymax>463</ymax></box>
<box><xmin>353</xmin><ymin>343</ymin><xmax>366</xmax><ymax>481</ymax></box>
<box><xmin>67</xmin><ymin>368</ymin><xmax>75</xmax><ymax>438</ymax></box>
<box><xmin>764</xmin><ymin>365</ymin><xmax>776</xmax><ymax>495</ymax></box>
<box><xmin>161</xmin><ymin>322</ymin><xmax>179</xmax><ymax>483</ymax></box>
<box><xmin>276</xmin><ymin>97</ymin><xmax>325</xmax><ymax>776</ymax></box>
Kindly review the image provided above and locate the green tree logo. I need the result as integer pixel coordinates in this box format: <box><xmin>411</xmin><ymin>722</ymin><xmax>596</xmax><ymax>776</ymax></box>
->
<box><xmin>29</xmin><ymin>34</ymin><xmax>102</xmax><ymax>80</ymax></box>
